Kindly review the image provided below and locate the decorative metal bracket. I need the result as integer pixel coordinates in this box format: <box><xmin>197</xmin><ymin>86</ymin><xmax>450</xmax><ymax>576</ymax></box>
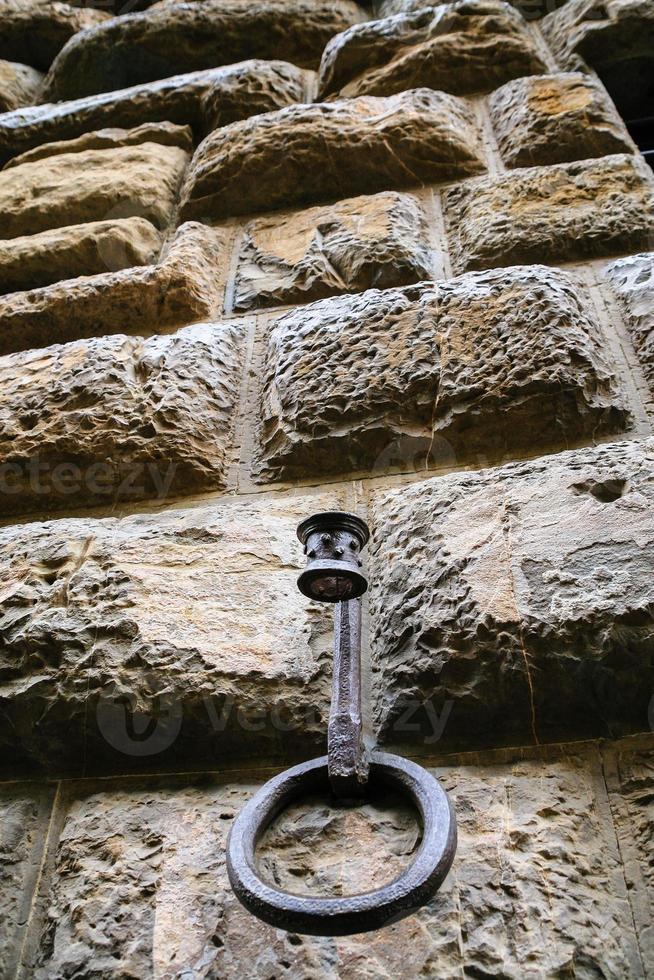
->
<box><xmin>226</xmin><ymin>512</ymin><xmax>457</xmax><ymax>935</ymax></box>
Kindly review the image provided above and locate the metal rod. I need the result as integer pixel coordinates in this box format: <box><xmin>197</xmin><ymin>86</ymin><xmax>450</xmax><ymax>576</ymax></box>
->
<box><xmin>328</xmin><ymin>598</ymin><xmax>369</xmax><ymax>798</ymax></box>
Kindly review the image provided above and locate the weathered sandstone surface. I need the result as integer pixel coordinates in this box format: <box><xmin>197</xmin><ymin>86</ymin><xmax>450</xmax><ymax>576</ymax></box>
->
<box><xmin>606</xmin><ymin>252</ymin><xmax>654</xmax><ymax>393</ymax></box>
<box><xmin>0</xmin><ymin>494</ymin><xmax>335</xmax><ymax>772</ymax></box>
<box><xmin>0</xmin><ymin>59</ymin><xmax>42</xmax><ymax>113</ymax></box>
<box><xmin>180</xmin><ymin>89</ymin><xmax>485</xmax><ymax>220</ymax></box>
<box><xmin>0</xmin><ymin>217</ymin><xmax>162</xmax><ymax>295</ymax></box>
<box><xmin>42</xmin><ymin>0</ymin><xmax>362</xmax><ymax>101</ymax></box>
<box><xmin>444</xmin><ymin>154</ymin><xmax>654</xmax><ymax>273</ymax></box>
<box><xmin>318</xmin><ymin>0</ymin><xmax>546</xmax><ymax>99</ymax></box>
<box><xmin>0</xmin><ymin>141</ymin><xmax>189</xmax><ymax>239</ymax></box>
<box><xmin>0</xmin><ymin>222</ymin><xmax>228</xmax><ymax>354</ymax></box>
<box><xmin>489</xmin><ymin>72</ymin><xmax>634</xmax><ymax>167</ymax></box>
<box><xmin>255</xmin><ymin>265</ymin><xmax>628</xmax><ymax>480</ymax></box>
<box><xmin>542</xmin><ymin>0</ymin><xmax>654</xmax><ymax>119</ymax></box>
<box><xmin>18</xmin><ymin>748</ymin><xmax>648</xmax><ymax>977</ymax></box>
<box><xmin>234</xmin><ymin>191</ymin><xmax>433</xmax><ymax>311</ymax></box>
<box><xmin>0</xmin><ymin>322</ymin><xmax>242</xmax><ymax>515</ymax></box>
<box><xmin>370</xmin><ymin>438</ymin><xmax>654</xmax><ymax>748</ymax></box>
<box><xmin>3</xmin><ymin>119</ymin><xmax>193</xmax><ymax>169</ymax></box>
<box><xmin>0</xmin><ymin>785</ymin><xmax>54</xmax><ymax>980</ymax></box>
<box><xmin>604</xmin><ymin>744</ymin><xmax>654</xmax><ymax>969</ymax></box>
<box><xmin>0</xmin><ymin>61</ymin><xmax>307</xmax><ymax>167</ymax></box>
<box><xmin>0</xmin><ymin>0</ymin><xmax>108</xmax><ymax>71</ymax></box>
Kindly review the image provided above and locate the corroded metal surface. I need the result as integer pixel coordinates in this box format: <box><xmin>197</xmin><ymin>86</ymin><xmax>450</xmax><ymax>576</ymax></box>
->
<box><xmin>226</xmin><ymin>511</ymin><xmax>458</xmax><ymax>934</ymax></box>
<box><xmin>226</xmin><ymin>752</ymin><xmax>457</xmax><ymax>935</ymax></box>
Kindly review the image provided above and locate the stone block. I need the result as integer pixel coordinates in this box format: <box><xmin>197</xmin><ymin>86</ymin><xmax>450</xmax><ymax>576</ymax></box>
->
<box><xmin>0</xmin><ymin>61</ymin><xmax>308</xmax><ymax>168</ymax></box>
<box><xmin>255</xmin><ymin>265</ymin><xmax>629</xmax><ymax>480</ymax></box>
<box><xmin>3</xmin><ymin>120</ymin><xmax>193</xmax><ymax>170</ymax></box>
<box><xmin>0</xmin><ymin>493</ymin><xmax>336</xmax><ymax>773</ymax></box>
<box><xmin>0</xmin><ymin>217</ymin><xmax>162</xmax><ymax>295</ymax></box>
<box><xmin>180</xmin><ymin>89</ymin><xmax>485</xmax><ymax>221</ymax></box>
<box><xmin>369</xmin><ymin>439</ymin><xmax>654</xmax><ymax>749</ymax></box>
<box><xmin>317</xmin><ymin>0</ymin><xmax>546</xmax><ymax>99</ymax></box>
<box><xmin>0</xmin><ymin>320</ymin><xmax>243</xmax><ymax>515</ymax></box>
<box><xmin>489</xmin><ymin>72</ymin><xmax>634</xmax><ymax>168</ymax></box>
<box><xmin>0</xmin><ymin>222</ymin><xmax>228</xmax><ymax>355</ymax></box>
<box><xmin>606</xmin><ymin>253</ymin><xmax>654</xmax><ymax>394</ymax></box>
<box><xmin>444</xmin><ymin>154</ymin><xmax>654</xmax><ymax>273</ymax></box>
<box><xmin>542</xmin><ymin>0</ymin><xmax>654</xmax><ymax>120</ymax></box>
<box><xmin>605</xmin><ymin>743</ymin><xmax>654</xmax><ymax>970</ymax></box>
<box><xmin>0</xmin><ymin>785</ymin><xmax>54</xmax><ymax>980</ymax></box>
<box><xmin>0</xmin><ymin>0</ymin><xmax>108</xmax><ymax>71</ymax></box>
<box><xmin>28</xmin><ymin>751</ymin><xmax>644</xmax><ymax>977</ymax></box>
<box><xmin>233</xmin><ymin>191</ymin><xmax>434</xmax><ymax>311</ymax></box>
<box><xmin>42</xmin><ymin>0</ymin><xmax>363</xmax><ymax>101</ymax></box>
<box><xmin>0</xmin><ymin>59</ymin><xmax>42</xmax><ymax>113</ymax></box>
<box><xmin>0</xmin><ymin>141</ymin><xmax>189</xmax><ymax>240</ymax></box>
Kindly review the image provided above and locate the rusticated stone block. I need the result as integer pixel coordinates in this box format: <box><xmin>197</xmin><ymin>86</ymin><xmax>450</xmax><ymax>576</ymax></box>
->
<box><xmin>0</xmin><ymin>59</ymin><xmax>42</xmax><ymax>113</ymax></box>
<box><xmin>489</xmin><ymin>72</ymin><xmax>634</xmax><ymax>168</ymax></box>
<box><xmin>42</xmin><ymin>0</ymin><xmax>362</xmax><ymax>101</ymax></box>
<box><xmin>370</xmin><ymin>439</ymin><xmax>654</xmax><ymax>750</ymax></box>
<box><xmin>605</xmin><ymin>744</ymin><xmax>654</xmax><ymax>969</ymax></box>
<box><xmin>317</xmin><ymin>0</ymin><xmax>546</xmax><ymax>99</ymax></box>
<box><xmin>234</xmin><ymin>191</ymin><xmax>433</xmax><ymax>311</ymax></box>
<box><xmin>0</xmin><ymin>0</ymin><xmax>108</xmax><ymax>71</ymax></box>
<box><xmin>28</xmin><ymin>752</ymin><xmax>644</xmax><ymax>977</ymax></box>
<box><xmin>542</xmin><ymin>0</ymin><xmax>654</xmax><ymax>120</ymax></box>
<box><xmin>0</xmin><ymin>320</ymin><xmax>243</xmax><ymax>515</ymax></box>
<box><xmin>0</xmin><ymin>785</ymin><xmax>55</xmax><ymax>980</ymax></box>
<box><xmin>255</xmin><ymin>265</ymin><xmax>628</xmax><ymax>480</ymax></box>
<box><xmin>444</xmin><ymin>154</ymin><xmax>654</xmax><ymax>273</ymax></box>
<box><xmin>0</xmin><ymin>61</ymin><xmax>307</xmax><ymax>168</ymax></box>
<box><xmin>0</xmin><ymin>494</ymin><xmax>336</xmax><ymax>773</ymax></box>
<box><xmin>180</xmin><ymin>89</ymin><xmax>484</xmax><ymax>220</ymax></box>
<box><xmin>606</xmin><ymin>253</ymin><xmax>654</xmax><ymax>394</ymax></box>
<box><xmin>0</xmin><ymin>222</ymin><xmax>227</xmax><ymax>354</ymax></box>
<box><xmin>0</xmin><ymin>141</ymin><xmax>189</xmax><ymax>240</ymax></box>
<box><xmin>0</xmin><ymin>217</ymin><xmax>162</xmax><ymax>295</ymax></box>
<box><xmin>4</xmin><ymin>120</ymin><xmax>193</xmax><ymax>170</ymax></box>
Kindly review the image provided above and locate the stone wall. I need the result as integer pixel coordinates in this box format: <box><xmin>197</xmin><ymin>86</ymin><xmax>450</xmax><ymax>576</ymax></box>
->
<box><xmin>0</xmin><ymin>0</ymin><xmax>653</xmax><ymax>977</ymax></box>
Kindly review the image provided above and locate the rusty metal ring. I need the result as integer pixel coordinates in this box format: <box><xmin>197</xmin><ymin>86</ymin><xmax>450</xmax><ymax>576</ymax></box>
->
<box><xmin>226</xmin><ymin>751</ymin><xmax>456</xmax><ymax>936</ymax></box>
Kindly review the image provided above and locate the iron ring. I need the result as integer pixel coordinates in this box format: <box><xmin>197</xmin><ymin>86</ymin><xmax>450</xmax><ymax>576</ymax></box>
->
<box><xmin>226</xmin><ymin>750</ymin><xmax>457</xmax><ymax>936</ymax></box>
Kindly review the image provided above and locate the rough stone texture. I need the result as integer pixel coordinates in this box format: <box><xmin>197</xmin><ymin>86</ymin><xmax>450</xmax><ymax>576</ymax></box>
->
<box><xmin>180</xmin><ymin>89</ymin><xmax>485</xmax><ymax>221</ymax></box>
<box><xmin>25</xmin><ymin>750</ymin><xmax>647</xmax><ymax>978</ymax></box>
<box><xmin>0</xmin><ymin>321</ymin><xmax>242</xmax><ymax>515</ymax></box>
<box><xmin>3</xmin><ymin>120</ymin><xmax>193</xmax><ymax>170</ymax></box>
<box><xmin>317</xmin><ymin>0</ymin><xmax>547</xmax><ymax>99</ymax></box>
<box><xmin>0</xmin><ymin>0</ymin><xmax>108</xmax><ymax>72</ymax></box>
<box><xmin>255</xmin><ymin>265</ymin><xmax>628</xmax><ymax>480</ymax></box>
<box><xmin>234</xmin><ymin>191</ymin><xmax>434</xmax><ymax>311</ymax></box>
<box><xmin>0</xmin><ymin>141</ymin><xmax>189</xmax><ymax>240</ymax></box>
<box><xmin>0</xmin><ymin>59</ymin><xmax>42</xmax><ymax>113</ymax></box>
<box><xmin>0</xmin><ymin>217</ymin><xmax>162</xmax><ymax>295</ymax></box>
<box><xmin>542</xmin><ymin>0</ymin><xmax>654</xmax><ymax>119</ymax></box>
<box><xmin>0</xmin><ymin>61</ymin><xmax>308</xmax><ymax>168</ymax></box>
<box><xmin>0</xmin><ymin>785</ymin><xmax>54</xmax><ymax>980</ymax></box>
<box><xmin>489</xmin><ymin>72</ymin><xmax>634</xmax><ymax>168</ymax></box>
<box><xmin>42</xmin><ymin>0</ymin><xmax>363</xmax><ymax>101</ymax></box>
<box><xmin>606</xmin><ymin>253</ymin><xmax>654</xmax><ymax>395</ymax></box>
<box><xmin>444</xmin><ymin>154</ymin><xmax>654</xmax><ymax>273</ymax></box>
<box><xmin>370</xmin><ymin>438</ymin><xmax>654</xmax><ymax>750</ymax></box>
<box><xmin>605</xmin><ymin>744</ymin><xmax>654</xmax><ymax>970</ymax></box>
<box><xmin>0</xmin><ymin>222</ymin><xmax>228</xmax><ymax>355</ymax></box>
<box><xmin>0</xmin><ymin>494</ymin><xmax>335</xmax><ymax>773</ymax></box>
